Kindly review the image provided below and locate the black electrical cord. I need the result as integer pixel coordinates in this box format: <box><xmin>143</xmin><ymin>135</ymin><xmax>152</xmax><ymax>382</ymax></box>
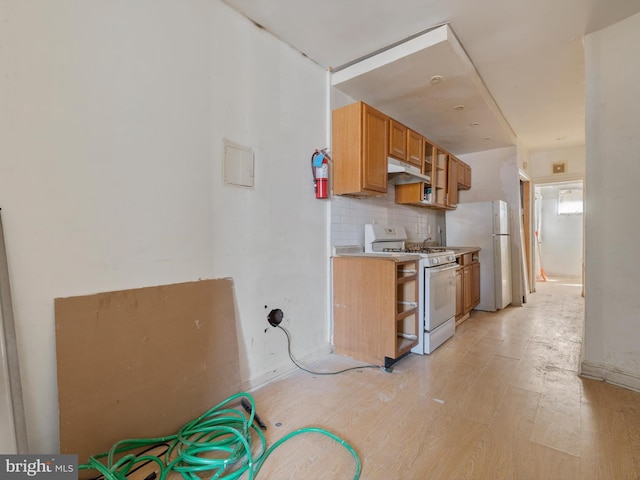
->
<box><xmin>90</xmin><ymin>443</ymin><xmax>170</xmax><ymax>480</ymax></box>
<box><xmin>276</xmin><ymin>325</ymin><xmax>387</xmax><ymax>375</ymax></box>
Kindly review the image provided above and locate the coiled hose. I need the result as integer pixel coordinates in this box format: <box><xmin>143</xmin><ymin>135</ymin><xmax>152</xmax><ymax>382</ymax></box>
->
<box><xmin>79</xmin><ymin>392</ymin><xmax>361</xmax><ymax>480</ymax></box>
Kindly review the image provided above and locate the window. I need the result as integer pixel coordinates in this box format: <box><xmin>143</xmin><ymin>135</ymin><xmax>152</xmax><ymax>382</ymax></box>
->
<box><xmin>558</xmin><ymin>188</ymin><xmax>583</xmax><ymax>214</ymax></box>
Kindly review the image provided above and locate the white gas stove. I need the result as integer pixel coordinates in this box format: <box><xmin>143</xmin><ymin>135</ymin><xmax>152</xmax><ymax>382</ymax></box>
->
<box><xmin>364</xmin><ymin>224</ymin><xmax>455</xmax><ymax>264</ymax></box>
<box><xmin>364</xmin><ymin>224</ymin><xmax>457</xmax><ymax>354</ymax></box>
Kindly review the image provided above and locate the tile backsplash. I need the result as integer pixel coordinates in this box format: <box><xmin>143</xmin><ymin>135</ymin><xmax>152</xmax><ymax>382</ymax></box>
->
<box><xmin>330</xmin><ymin>183</ymin><xmax>445</xmax><ymax>247</ymax></box>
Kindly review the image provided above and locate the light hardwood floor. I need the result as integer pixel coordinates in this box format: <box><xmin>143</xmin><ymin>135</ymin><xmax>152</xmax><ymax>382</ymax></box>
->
<box><xmin>250</xmin><ymin>277</ymin><xmax>640</xmax><ymax>479</ymax></box>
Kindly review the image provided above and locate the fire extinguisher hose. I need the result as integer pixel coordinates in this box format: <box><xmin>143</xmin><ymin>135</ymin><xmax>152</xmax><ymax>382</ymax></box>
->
<box><xmin>311</xmin><ymin>151</ymin><xmax>319</xmax><ymax>182</ymax></box>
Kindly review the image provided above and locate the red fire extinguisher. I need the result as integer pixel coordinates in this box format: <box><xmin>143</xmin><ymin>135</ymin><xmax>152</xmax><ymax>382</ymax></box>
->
<box><xmin>311</xmin><ymin>149</ymin><xmax>330</xmax><ymax>199</ymax></box>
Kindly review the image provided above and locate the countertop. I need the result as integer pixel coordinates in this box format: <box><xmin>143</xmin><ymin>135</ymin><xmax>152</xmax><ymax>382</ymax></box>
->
<box><xmin>332</xmin><ymin>245</ymin><xmax>478</xmax><ymax>261</ymax></box>
<box><xmin>446</xmin><ymin>246</ymin><xmax>481</xmax><ymax>256</ymax></box>
<box><xmin>332</xmin><ymin>245</ymin><xmax>421</xmax><ymax>262</ymax></box>
<box><xmin>332</xmin><ymin>252</ymin><xmax>422</xmax><ymax>262</ymax></box>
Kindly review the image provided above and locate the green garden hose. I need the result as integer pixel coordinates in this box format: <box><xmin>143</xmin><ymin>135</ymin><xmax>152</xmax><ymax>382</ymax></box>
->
<box><xmin>80</xmin><ymin>392</ymin><xmax>361</xmax><ymax>480</ymax></box>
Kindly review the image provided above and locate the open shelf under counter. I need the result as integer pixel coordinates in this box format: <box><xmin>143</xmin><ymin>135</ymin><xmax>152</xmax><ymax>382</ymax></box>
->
<box><xmin>332</xmin><ymin>255</ymin><xmax>419</xmax><ymax>367</ymax></box>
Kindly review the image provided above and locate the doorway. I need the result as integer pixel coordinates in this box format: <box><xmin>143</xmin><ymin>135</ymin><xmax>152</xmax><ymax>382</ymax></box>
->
<box><xmin>533</xmin><ymin>180</ymin><xmax>584</xmax><ymax>292</ymax></box>
<box><xmin>520</xmin><ymin>178</ymin><xmax>531</xmax><ymax>300</ymax></box>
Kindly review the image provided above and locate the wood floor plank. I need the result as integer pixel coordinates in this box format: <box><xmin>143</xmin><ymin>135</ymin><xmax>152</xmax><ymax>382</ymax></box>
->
<box><xmin>580</xmin><ymin>401</ymin><xmax>639</xmax><ymax>479</ymax></box>
<box><xmin>233</xmin><ymin>277</ymin><xmax>640</xmax><ymax>479</ymax></box>
<box><xmin>455</xmin><ymin>385</ymin><xmax>540</xmax><ymax>479</ymax></box>
<box><xmin>530</xmin><ymin>367</ymin><xmax>582</xmax><ymax>456</ymax></box>
<box><xmin>510</xmin><ymin>355</ymin><xmax>547</xmax><ymax>394</ymax></box>
<box><xmin>495</xmin><ymin>332</ymin><xmax>530</xmax><ymax>360</ymax></box>
<box><xmin>518</xmin><ymin>442</ymin><xmax>581</xmax><ymax>480</ymax></box>
<box><xmin>390</xmin><ymin>412</ymin><xmax>487</xmax><ymax>480</ymax></box>
<box><xmin>451</xmin><ymin>355</ymin><xmax>520</xmax><ymax>425</ymax></box>
<box><xmin>623</xmin><ymin>403</ymin><xmax>640</xmax><ymax>477</ymax></box>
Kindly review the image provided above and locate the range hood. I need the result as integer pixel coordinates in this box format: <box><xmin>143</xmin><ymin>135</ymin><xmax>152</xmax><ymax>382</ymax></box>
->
<box><xmin>387</xmin><ymin>157</ymin><xmax>431</xmax><ymax>185</ymax></box>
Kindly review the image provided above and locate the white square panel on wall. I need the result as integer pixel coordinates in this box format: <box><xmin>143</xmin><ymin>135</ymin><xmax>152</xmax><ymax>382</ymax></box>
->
<box><xmin>224</xmin><ymin>140</ymin><xmax>254</xmax><ymax>187</ymax></box>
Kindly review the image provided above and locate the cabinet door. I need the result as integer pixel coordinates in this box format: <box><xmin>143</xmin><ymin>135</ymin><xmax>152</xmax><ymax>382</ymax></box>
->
<box><xmin>406</xmin><ymin>129</ymin><xmax>424</xmax><ymax>167</ymax></box>
<box><xmin>464</xmin><ymin>164</ymin><xmax>472</xmax><ymax>189</ymax></box>
<box><xmin>458</xmin><ymin>160</ymin><xmax>466</xmax><ymax>186</ymax></box>
<box><xmin>463</xmin><ymin>265</ymin><xmax>473</xmax><ymax>313</ymax></box>
<box><xmin>472</xmin><ymin>262</ymin><xmax>480</xmax><ymax>307</ymax></box>
<box><xmin>456</xmin><ymin>161</ymin><xmax>472</xmax><ymax>190</ymax></box>
<box><xmin>388</xmin><ymin>119</ymin><xmax>407</xmax><ymax>161</ymax></box>
<box><xmin>447</xmin><ymin>156</ymin><xmax>459</xmax><ymax>207</ymax></box>
<box><xmin>433</xmin><ymin>148</ymin><xmax>448</xmax><ymax>207</ymax></box>
<box><xmin>423</xmin><ymin>139</ymin><xmax>435</xmax><ymax>179</ymax></box>
<box><xmin>455</xmin><ymin>267</ymin><xmax>463</xmax><ymax>318</ymax></box>
<box><xmin>363</xmin><ymin>105</ymin><xmax>389</xmax><ymax>193</ymax></box>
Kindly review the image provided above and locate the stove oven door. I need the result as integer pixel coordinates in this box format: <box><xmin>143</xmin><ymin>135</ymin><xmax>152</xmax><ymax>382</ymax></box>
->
<box><xmin>423</xmin><ymin>264</ymin><xmax>457</xmax><ymax>331</ymax></box>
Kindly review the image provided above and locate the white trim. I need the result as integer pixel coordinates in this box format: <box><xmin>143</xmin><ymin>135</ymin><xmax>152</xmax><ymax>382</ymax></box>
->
<box><xmin>241</xmin><ymin>343</ymin><xmax>333</xmax><ymax>392</ymax></box>
<box><xmin>326</xmin><ymin>69</ymin><xmax>334</xmax><ymax>346</ymax></box>
<box><xmin>519</xmin><ymin>168</ymin><xmax>531</xmax><ymax>182</ymax></box>
<box><xmin>532</xmin><ymin>173</ymin><xmax>585</xmax><ymax>187</ymax></box>
<box><xmin>580</xmin><ymin>361</ymin><xmax>640</xmax><ymax>393</ymax></box>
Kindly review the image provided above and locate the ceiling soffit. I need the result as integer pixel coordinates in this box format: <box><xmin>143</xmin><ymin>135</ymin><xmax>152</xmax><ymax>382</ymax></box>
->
<box><xmin>331</xmin><ymin>24</ymin><xmax>516</xmax><ymax>155</ymax></box>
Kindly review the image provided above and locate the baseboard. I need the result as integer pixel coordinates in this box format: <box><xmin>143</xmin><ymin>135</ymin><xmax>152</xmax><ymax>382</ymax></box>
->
<box><xmin>241</xmin><ymin>343</ymin><xmax>333</xmax><ymax>393</ymax></box>
<box><xmin>580</xmin><ymin>361</ymin><xmax>640</xmax><ymax>392</ymax></box>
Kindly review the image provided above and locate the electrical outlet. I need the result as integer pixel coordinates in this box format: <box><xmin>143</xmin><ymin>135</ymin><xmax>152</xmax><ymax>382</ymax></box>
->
<box><xmin>415</xmin><ymin>224</ymin><xmax>419</xmax><ymax>234</ymax></box>
<box><xmin>428</xmin><ymin>224</ymin><xmax>432</xmax><ymax>235</ymax></box>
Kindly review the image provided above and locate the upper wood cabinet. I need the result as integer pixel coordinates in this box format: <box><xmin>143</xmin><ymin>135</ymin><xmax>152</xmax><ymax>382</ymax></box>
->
<box><xmin>406</xmin><ymin>129</ymin><xmax>424</xmax><ymax>168</ymax></box>
<box><xmin>395</xmin><ymin>141</ymin><xmax>465</xmax><ymax>210</ymax></box>
<box><xmin>447</xmin><ymin>155</ymin><xmax>459</xmax><ymax>208</ymax></box>
<box><xmin>332</xmin><ymin>102</ymin><xmax>388</xmax><ymax>196</ymax></box>
<box><xmin>458</xmin><ymin>160</ymin><xmax>472</xmax><ymax>190</ymax></box>
<box><xmin>388</xmin><ymin>119</ymin><xmax>407</xmax><ymax>162</ymax></box>
<box><xmin>432</xmin><ymin>147</ymin><xmax>448</xmax><ymax>208</ymax></box>
<box><xmin>423</xmin><ymin>138</ymin><xmax>435</xmax><ymax>178</ymax></box>
<box><xmin>332</xmin><ymin>101</ymin><xmax>473</xmax><ymax>204</ymax></box>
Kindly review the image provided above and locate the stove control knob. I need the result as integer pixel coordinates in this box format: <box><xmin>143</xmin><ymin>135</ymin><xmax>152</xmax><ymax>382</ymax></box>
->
<box><xmin>432</xmin><ymin>258</ymin><xmax>439</xmax><ymax>265</ymax></box>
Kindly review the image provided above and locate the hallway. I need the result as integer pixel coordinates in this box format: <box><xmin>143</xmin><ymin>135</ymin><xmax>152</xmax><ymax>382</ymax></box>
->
<box><xmin>249</xmin><ymin>276</ymin><xmax>640</xmax><ymax>479</ymax></box>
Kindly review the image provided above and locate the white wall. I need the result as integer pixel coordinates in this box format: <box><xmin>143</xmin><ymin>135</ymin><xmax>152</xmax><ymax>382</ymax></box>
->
<box><xmin>530</xmin><ymin>145</ymin><xmax>586</xmax><ymax>182</ymax></box>
<box><xmin>0</xmin><ymin>0</ymin><xmax>328</xmax><ymax>453</ymax></box>
<box><xmin>582</xmin><ymin>12</ymin><xmax>640</xmax><ymax>390</ymax></box>
<box><xmin>537</xmin><ymin>185</ymin><xmax>583</xmax><ymax>277</ymax></box>
<box><xmin>455</xmin><ymin>146</ymin><xmax>525</xmax><ymax>306</ymax></box>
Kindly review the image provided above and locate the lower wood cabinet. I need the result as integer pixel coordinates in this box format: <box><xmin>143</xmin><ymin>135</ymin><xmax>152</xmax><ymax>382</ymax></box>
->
<box><xmin>455</xmin><ymin>250</ymin><xmax>480</xmax><ymax>326</ymax></box>
<box><xmin>463</xmin><ymin>264</ymin><xmax>473</xmax><ymax>313</ymax></box>
<box><xmin>332</xmin><ymin>256</ymin><xmax>419</xmax><ymax>367</ymax></box>
<box><xmin>455</xmin><ymin>266</ymin><xmax>463</xmax><ymax>318</ymax></box>
<box><xmin>472</xmin><ymin>261</ymin><xmax>480</xmax><ymax>306</ymax></box>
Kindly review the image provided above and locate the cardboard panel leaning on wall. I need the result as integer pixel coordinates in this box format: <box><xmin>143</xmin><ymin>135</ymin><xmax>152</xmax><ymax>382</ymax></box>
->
<box><xmin>55</xmin><ymin>278</ymin><xmax>241</xmax><ymax>468</ymax></box>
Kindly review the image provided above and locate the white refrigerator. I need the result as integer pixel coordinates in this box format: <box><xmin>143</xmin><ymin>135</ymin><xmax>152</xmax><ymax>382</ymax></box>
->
<box><xmin>445</xmin><ymin>200</ymin><xmax>512</xmax><ymax>311</ymax></box>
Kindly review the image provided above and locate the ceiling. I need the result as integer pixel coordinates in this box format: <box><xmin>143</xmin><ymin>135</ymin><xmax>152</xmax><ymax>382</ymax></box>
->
<box><xmin>221</xmin><ymin>0</ymin><xmax>640</xmax><ymax>156</ymax></box>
